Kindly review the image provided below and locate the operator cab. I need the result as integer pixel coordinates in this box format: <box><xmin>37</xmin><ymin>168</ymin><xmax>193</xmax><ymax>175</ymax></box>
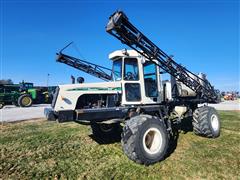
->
<box><xmin>19</xmin><ymin>82</ymin><xmax>34</xmax><ymax>91</ymax></box>
<box><xmin>110</xmin><ymin>49</ymin><xmax>162</xmax><ymax>105</ymax></box>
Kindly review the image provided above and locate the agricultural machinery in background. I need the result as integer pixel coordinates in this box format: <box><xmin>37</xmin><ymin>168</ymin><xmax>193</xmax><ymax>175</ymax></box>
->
<box><xmin>45</xmin><ymin>11</ymin><xmax>221</xmax><ymax>165</ymax></box>
<box><xmin>0</xmin><ymin>81</ymin><xmax>56</xmax><ymax>109</ymax></box>
<box><xmin>223</xmin><ymin>93</ymin><xmax>235</xmax><ymax>101</ymax></box>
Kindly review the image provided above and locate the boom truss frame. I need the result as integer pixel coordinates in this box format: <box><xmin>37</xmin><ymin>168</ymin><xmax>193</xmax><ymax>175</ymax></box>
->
<box><xmin>56</xmin><ymin>43</ymin><xmax>112</xmax><ymax>82</ymax></box>
<box><xmin>106</xmin><ymin>11</ymin><xmax>218</xmax><ymax>103</ymax></box>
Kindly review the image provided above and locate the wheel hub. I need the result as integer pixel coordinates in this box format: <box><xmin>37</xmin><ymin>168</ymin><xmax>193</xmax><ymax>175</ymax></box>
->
<box><xmin>143</xmin><ymin>127</ymin><xmax>162</xmax><ymax>155</ymax></box>
<box><xmin>211</xmin><ymin>114</ymin><xmax>219</xmax><ymax>132</ymax></box>
<box><xmin>22</xmin><ymin>97</ymin><xmax>31</xmax><ymax>106</ymax></box>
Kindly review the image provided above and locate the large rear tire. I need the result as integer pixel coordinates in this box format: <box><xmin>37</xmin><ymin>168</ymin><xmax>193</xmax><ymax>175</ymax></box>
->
<box><xmin>18</xmin><ymin>94</ymin><xmax>33</xmax><ymax>107</ymax></box>
<box><xmin>121</xmin><ymin>115</ymin><xmax>169</xmax><ymax>165</ymax></box>
<box><xmin>193</xmin><ymin>106</ymin><xmax>220</xmax><ymax>138</ymax></box>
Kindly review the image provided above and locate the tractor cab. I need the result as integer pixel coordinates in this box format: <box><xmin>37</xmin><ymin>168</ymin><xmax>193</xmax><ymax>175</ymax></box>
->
<box><xmin>110</xmin><ymin>49</ymin><xmax>162</xmax><ymax>105</ymax></box>
<box><xmin>19</xmin><ymin>82</ymin><xmax>34</xmax><ymax>92</ymax></box>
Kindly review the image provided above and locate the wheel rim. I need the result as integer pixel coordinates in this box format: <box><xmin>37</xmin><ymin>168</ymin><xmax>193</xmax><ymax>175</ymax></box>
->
<box><xmin>211</xmin><ymin>114</ymin><xmax>219</xmax><ymax>132</ymax></box>
<box><xmin>99</xmin><ymin>124</ymin><xmax>114</xmax><ymax>132</ymax></box>
<box><xmin>22</xmin><ymin>97</ymin><xmax>32</xmax><ymax>106</ymax></box>
<box><xmin>143</xmin><ymin>127</ymin><xmax>163</xmax><ymax>155</ymax></box>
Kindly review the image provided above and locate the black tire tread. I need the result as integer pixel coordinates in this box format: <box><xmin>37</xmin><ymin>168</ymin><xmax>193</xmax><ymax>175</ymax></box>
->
<box><xmin>192</xmin><ymin>106</ymin><xmax>220</xmax><ymax>138</ymax></box>
<box><xmin>18</xmin><ymin>94</ymin><xmax>33</xmax><ymax>107</ymax></box>
<box><xmin>121</xmin><ymin>114</ymin><xmax>168</xmax><ymax>165</ymax></box>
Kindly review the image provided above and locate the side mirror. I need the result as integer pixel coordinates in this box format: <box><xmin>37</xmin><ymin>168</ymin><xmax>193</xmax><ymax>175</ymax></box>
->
<box><xmin>141</xmin><ymin>57</ymin><xmax>146</xmax><ymax>64</ymax></box>
<box><xmin>77</xmin><ymin>77</ymin><xmax>84</xmax><ymax>84</ymax></box>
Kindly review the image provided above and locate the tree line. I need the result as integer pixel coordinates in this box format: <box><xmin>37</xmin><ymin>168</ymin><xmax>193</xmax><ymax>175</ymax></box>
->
<box><xmin>0</xmin><ymin>79</ymin><xmax>13</xmax><ymax>84</ymax></box>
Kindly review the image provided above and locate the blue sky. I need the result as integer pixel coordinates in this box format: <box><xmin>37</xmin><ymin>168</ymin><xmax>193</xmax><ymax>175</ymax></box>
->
<box><xmin>1</xmin><ymin>0</ymin><xmax>239</xmax><ymax>91</ymax></box>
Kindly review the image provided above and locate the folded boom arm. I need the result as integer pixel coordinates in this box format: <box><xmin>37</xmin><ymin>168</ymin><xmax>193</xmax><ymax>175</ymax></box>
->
<box><xmin>56</xmin><ymin>43</ymin><xmax>112</xmax><ymax>81</ymax></box>
<box><xmin>106</xmin><ymin>11</ymin><xmax>219</xmax><ymax>103</ymax></box>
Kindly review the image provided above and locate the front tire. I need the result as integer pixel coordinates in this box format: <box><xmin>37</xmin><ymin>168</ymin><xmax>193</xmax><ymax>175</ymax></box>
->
<box><xmin>18</xmin><ymin>94</ymin><xmax>33</xmax><ymax>107</ymax></box>
<box><xmin>192</xmin><ymin>106</ymin><xmax>220</xmax><ymax>138</ymax></box>
<box><xmin>121</xmin><ymin>115</ymin><xmax>169</xmax><ymax>165</ymax></box>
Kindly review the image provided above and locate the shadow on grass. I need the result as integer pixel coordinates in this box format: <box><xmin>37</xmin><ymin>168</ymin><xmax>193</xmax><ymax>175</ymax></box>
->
<box><xmin>88</xmin><ymin>134</ymin><xmax>121</xmax><ymax>144</ymax></box>
<box><xmin>165</xmin><ymin>116</ymin><xmax>193</xmax><ymax>159</ymax></box>
<box><xmin>179</xmin><ymin>116</ymin><xmax>193</xmax><ymax>133</ymax></box>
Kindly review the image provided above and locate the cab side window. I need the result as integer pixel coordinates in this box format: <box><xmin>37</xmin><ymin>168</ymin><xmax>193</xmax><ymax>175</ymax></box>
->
<box><xmin>112</xmin><ymin>59</ymin><xmax>122</xmax><ymax>81</ymax></box>
<box><xmin>143</xmin><ymin>62</ymin><xmax>158</xmax><ymax>97</ymax></box>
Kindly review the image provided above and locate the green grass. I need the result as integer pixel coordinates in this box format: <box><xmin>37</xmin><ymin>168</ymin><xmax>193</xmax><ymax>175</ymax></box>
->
<box><xmin>1</xmin><ymin>111</ymin><xmax>240</xmax><ymax>179</ymax></box>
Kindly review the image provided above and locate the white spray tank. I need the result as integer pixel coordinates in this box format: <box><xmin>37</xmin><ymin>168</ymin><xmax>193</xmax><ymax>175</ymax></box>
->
<box><xmin>171</xmin><ymin>72</ymin><xmax>208</xmax><ymax>98</ymax></box>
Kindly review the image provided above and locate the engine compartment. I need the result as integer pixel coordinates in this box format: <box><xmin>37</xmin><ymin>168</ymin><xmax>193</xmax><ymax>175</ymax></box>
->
<box><xmin>76</xmin><ymin>93</ymin><xmax>121</xmax><ymax>109</ymax></box>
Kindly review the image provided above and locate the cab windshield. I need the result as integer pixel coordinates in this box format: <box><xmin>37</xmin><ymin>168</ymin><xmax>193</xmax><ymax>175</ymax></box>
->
<box><xmin>124</xmin><ymin>58</ymin><xmax>139</xmax><ymax>81</ymax></box>
<box><xmin>112</xmin><ymin>59</ymin><xmax>122</xmax><ymax>81</ymax></box>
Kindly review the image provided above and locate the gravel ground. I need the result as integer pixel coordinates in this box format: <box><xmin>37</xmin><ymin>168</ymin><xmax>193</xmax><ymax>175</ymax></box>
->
<box><xmin>208</xmin><ymin>100</ymin><xmax>240</xmax><ymax>111</ymax></box>
<box><xmin>0</xmin><ymin>104</ymin><xmax>51</xmax><ymax>123</ymax></box>
<box><xmin>0</xmin><ymin>100</ymin><xmax>239</xmax><ymax>123</ymax></box>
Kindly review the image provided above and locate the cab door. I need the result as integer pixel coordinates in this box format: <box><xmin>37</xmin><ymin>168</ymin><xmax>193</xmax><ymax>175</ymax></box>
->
<box><xmin>142</xmin><ymin>61</ymin><xmax>159</xmax><ymax>103</ymax></box>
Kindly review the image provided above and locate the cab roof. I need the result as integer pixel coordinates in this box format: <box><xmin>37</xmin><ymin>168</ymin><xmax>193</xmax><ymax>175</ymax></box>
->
<box><xmin>109</xmin><ymin>49</ymin><xmax>141</xmax><ymax>60</ymax></box>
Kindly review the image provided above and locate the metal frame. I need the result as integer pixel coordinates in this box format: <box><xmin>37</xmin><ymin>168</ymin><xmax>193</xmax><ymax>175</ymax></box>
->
<box><xmin>49</xmin><ymin>104</ymin><xmax>169</xmax><ymax>123</ymax></box>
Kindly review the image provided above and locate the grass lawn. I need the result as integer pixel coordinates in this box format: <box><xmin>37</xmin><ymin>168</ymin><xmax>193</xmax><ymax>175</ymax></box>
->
<box><xmin>1</xmin><ymin>111</ymin><xmax>239</xmax><ymax>179</ymax></box>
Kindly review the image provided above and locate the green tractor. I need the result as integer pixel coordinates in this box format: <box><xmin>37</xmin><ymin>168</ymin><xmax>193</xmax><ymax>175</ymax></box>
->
<box><xmin>0</xmin><ymin>84</ymin><xmax>20</xmax><ymax>108</ymax></box>
<box><xmin>0</xmin><ymin>82</ymin><xmax>55</xmax><ymax>109</ymax></box>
